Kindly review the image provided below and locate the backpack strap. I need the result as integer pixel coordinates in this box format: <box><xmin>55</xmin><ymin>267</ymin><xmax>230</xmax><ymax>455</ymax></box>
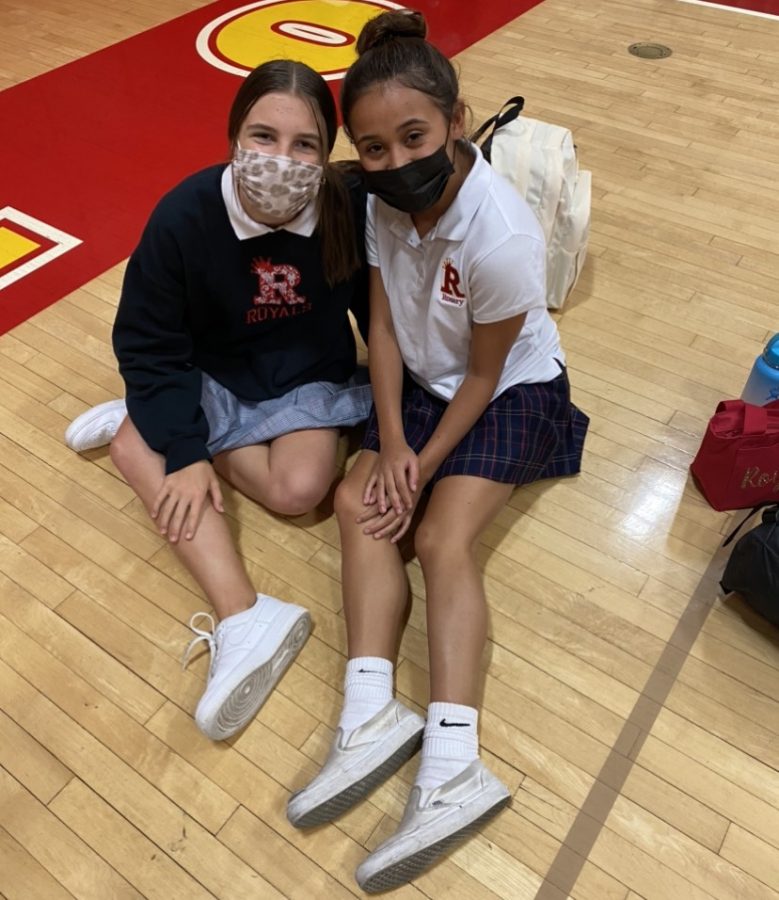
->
<box><xmin>470</xmin><ymin>96</ymin><xmax>525</xmax><ymax>162</ymax></box>
<box><xmin>722</xmin><ymin>503</ymin><xmax>771</xmax><ymax>547</ymax></box>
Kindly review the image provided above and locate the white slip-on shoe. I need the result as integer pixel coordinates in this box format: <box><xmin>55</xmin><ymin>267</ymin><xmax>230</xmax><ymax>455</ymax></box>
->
<box><xmin>184</xmin><ymin>593</ymin><xmax>311</xmax><ymax>741</ymax></box>
<box><xmin>355</xmin><ymin>759</ymin><xmax>511</xmax><ymax>893</ymax></box>
<box><xmin>287</xmin><ymin>700</ymin><xmax>425</xmax><ymax>829</ymax></box>
<box><xmin>65</xmin><ymin>399</ymin><xmax>127</xmax><ymax>452</ymax></box>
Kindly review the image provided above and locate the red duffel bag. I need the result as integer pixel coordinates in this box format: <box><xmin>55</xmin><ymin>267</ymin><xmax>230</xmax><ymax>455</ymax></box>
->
<box><xmin>690</xmin><ymin>399</ymin><xmax>779</xmax><ymax>511</ymax></box>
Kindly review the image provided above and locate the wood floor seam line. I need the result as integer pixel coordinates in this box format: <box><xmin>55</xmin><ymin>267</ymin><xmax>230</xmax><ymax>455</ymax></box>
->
<box><xmin>534</xmin><ymin>548</ymin><xmax>728</xmax><ymax>899</ymax></box>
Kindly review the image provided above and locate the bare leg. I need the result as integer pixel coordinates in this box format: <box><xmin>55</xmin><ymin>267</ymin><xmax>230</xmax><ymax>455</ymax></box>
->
<box><xmin>110</xmin><ymin>418</ymin><xmax>256</xmax><ymax>620</ymax></box>
<box><xmin>214</xmin><ymin>428</ymin><xmax>339</xmax><ymax>516</ymax></box>
<box><xmin>334</xmin><ymin>451</ymin><xmax>409</xmax><ymax>661</ymax></box>
<box><xmin>286</xmin><ymin>453</ymin><xmax>432</xmax><ymax>828</ymax></box>
<box><xmin>414</xmin><ymin>476</ymin><xmax>514</xmax><ymax>707</ymax></box>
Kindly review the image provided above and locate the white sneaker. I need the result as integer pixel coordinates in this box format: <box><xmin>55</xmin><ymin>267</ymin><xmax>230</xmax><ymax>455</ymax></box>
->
<box><xmin>355</xmin><ymin>759</ymin><xmax>511</xmax><ymax>893</ymax></box>
<box><xmin>287</xmin><ymin>700</ymin><xmax>425</xmax><ymax>828</ymax></box>
<box><xmin>65</xmin><ymin>399</ymin><xmax>127</xmax><ymax>452</ymax></box>
<box><xmin>184</xmin><ymin>593</ymin><xmax>311</xmax><ymax>741</ymax></box>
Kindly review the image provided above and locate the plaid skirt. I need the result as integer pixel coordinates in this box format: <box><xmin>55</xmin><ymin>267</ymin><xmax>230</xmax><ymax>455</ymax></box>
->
<box><xmin>362</xmin><ymin>368</ymin><xmax>588</xmax><ymax>487</ymax></box>
<box><xmin>203</xmin><ymin>366</ymin><xmax>372</xmax><ymax>456</ymax></box>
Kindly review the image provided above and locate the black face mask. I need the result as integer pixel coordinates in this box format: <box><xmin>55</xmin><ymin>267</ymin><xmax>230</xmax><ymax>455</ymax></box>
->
<box><xmin>364</xmin><ymin>143</ymin><xmax>455</xmax><ymax>213</ymax></box>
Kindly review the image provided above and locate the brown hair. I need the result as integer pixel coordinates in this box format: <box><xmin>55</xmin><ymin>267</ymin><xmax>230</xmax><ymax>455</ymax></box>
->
<box><xmin>340</xmin><ymin>10</ymin><xmax>460</xmax><ymax>133</ymax></box>
<box><xmin>228</xmin><ymin>60</ymin><xmax>359</xmax><ymax>286</ymax></box>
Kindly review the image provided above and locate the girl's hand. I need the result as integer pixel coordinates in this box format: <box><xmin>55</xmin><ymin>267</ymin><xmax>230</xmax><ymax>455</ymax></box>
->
<box><xmin>151</xmin><ymin>460</ymin><xmax>224</xmax><ymax>542</ymax></box>
<box><xmin>356</xmin><ymin>502</ymin><xmax>413</xmax><ymax>543</ymax></box>
<box><xmin>357</xmin><ymin>476</ymin><xmax>427</xmax><ymax>544</ymax></box>
<box><xmin>363</xmin><ymin>440</ymin><xmax>419</xmax><ymax>516</ymax></box>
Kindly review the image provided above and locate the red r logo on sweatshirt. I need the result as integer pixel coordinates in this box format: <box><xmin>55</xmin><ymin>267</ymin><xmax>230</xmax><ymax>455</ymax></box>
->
<box><xmin>251</xmin><ymin>258</ymin><xmax>306</xmax><ymax>305</ymax></box>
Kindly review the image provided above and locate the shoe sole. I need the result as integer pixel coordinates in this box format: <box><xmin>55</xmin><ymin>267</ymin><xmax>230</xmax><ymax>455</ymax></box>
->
<box><xmin>359</xmin><ymin>795</ymin><xmax>511</xmax><ymax>894</ymax></box>
<box><xmin>210</xmin><ymin>611</ymin><xmax>311</xmax><ymax>740</ymax></box>
<box><xmin>65</xmin><ymin>424</ymin><xmax>118</xmax><ymax>452</ymax></box>
<box><xmin>291</xmin><ymin>729</ymin><xmax>424</xmax><ymax>829</ymax></box>
<box><xmin>64</xmin><ymin>402</ymin><xmax>125</xmax><ymax>452</ymax></box>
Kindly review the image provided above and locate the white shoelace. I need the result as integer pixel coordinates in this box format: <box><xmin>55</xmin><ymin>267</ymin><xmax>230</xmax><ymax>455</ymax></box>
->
<box><xmin>182</xmin><ymin>612</ymin><xmax>217</xmax><ymax>670</ymax></box>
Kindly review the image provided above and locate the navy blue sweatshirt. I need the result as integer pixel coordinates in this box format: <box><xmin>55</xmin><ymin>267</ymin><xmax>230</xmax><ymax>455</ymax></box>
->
<box><xmin>113</xmin><ymin>165</ymin><xmax>368</xmax><ymax>474</ymax></box>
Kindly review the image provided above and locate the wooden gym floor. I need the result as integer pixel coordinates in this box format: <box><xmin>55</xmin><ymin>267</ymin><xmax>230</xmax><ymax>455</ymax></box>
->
<box><xmin>0</xmin><ymin>0</ymin><xmax>778</xmax><ymax>897</ymax></box>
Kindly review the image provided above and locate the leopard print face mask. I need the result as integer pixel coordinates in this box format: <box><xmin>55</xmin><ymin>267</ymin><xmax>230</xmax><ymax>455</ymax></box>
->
<box><xmin>232</xmin><ymin>148</ymin><xmax>323</xmax><ymax>222</ymax></box>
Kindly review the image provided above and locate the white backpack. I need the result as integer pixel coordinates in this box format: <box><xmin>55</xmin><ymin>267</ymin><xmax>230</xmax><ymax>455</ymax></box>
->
<box><xmin>473</xmin><ymin>97</ymin><xmax>591</xmax><ymax>310</ymax></box>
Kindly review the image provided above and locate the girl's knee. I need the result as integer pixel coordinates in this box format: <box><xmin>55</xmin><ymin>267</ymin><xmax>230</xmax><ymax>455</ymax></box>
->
<box><xmin>415</xmin><ymin>517</ymin><xmax>473</xmax><ymax>569</ymax></box>
<box><xmin>414</xmin><ymin>519</ymin><xmax>437</xmax><ymax>566</ymax></box>
<box><xmin>334</xmin><ymin>471</ymin><xmax>366</xmax><ymax>523</ymax></box>
<box><xmin>269</xmin><ymin>470</ymin><xmax>331</xmax><ymax>517</ymax></box>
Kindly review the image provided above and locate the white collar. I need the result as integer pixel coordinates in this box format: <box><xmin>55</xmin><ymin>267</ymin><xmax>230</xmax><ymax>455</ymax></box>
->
<box><xmin>220</xmin><ymin>165</ymin><xmax>318</xmax><ymax>240</ymax></box>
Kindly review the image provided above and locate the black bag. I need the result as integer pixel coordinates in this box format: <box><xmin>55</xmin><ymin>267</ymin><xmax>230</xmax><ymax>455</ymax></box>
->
<box><xmin>720</xmin><ymin>504</ymin><xmax>779</xmax><ymax>626</ymax></box>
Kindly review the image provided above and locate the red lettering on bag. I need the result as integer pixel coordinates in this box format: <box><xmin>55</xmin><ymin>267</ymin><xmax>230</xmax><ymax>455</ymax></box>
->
<box><xmin>741</xmin><ymin>466</ymin><xmax>779</xmax><ymax>491</ymax></box>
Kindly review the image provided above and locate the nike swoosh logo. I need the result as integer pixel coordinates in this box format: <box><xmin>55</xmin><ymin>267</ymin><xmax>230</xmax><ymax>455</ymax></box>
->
<box><xmin>357</xmin><ymin>669</ymin><xmax>384</xmax><ymax>674</ymax></box>
<box><xmin>439</xmin><ymin>719</ymin><xmax>470</xmax><ymax>728</ymax></box>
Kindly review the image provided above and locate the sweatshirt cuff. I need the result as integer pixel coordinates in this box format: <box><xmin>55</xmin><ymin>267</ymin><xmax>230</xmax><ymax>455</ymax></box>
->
<box><xmin>164</xmin><ymin>437</ymin><xmax>212</xmax><ymax>475</ymax></box>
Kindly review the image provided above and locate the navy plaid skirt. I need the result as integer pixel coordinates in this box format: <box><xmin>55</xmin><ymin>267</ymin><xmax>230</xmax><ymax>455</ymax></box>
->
<box><xmin>362</xmin><ymin>368</ymin><xmax>588</xmax><ymax>486</ymax></box>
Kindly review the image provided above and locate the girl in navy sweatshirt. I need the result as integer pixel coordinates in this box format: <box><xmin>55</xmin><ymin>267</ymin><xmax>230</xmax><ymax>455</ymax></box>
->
<box><xmin>66</xmin><ymin>61</ymin><xmax>370</xmax><ymax>741</ymax></box>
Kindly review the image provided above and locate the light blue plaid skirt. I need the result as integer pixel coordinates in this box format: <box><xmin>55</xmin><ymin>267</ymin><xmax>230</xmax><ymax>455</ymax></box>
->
<box><xmin>202</xmin><ymin>366</ymin><xmax>372</xmax><ymax>456</ymax></box>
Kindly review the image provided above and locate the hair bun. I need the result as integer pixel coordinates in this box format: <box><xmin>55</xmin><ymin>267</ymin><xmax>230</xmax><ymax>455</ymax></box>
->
<box><xmin>356</xmin><ymin>10</ymin><xmax>427</xmax><ymax>55</ymax></box>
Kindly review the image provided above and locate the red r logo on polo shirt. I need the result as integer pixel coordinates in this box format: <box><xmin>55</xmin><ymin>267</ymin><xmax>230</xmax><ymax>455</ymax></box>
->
<box><xmin>440</xmin><ymin>258</ymin><xmax>466</xmax><ymax>307</ymax></box>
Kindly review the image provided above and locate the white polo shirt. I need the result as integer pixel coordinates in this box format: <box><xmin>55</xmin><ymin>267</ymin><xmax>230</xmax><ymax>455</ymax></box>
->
<box><xmin>366</xmin><ymin>143</ymin><xmax>563</xmax><ymax>401</ymax></box>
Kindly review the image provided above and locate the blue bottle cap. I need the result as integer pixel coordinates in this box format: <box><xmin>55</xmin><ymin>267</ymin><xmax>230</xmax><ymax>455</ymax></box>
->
<box><xmin>764</xmin><ymin>334</ymin><xmax>779</xmax><ymax>369</ymax></box>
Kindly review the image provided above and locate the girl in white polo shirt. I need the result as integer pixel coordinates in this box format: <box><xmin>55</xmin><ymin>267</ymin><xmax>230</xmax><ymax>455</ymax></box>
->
<box><xmin>287</xmin><ymin>10</ymin><xmax>588</xmax><ymax>891</ymax></box>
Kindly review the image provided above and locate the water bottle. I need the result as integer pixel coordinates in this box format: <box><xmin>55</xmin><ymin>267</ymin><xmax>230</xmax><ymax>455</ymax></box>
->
<box><xmin>741</xmin><ymin>334</ymin><xmax>779</xmax><ymax>405</ymax></box>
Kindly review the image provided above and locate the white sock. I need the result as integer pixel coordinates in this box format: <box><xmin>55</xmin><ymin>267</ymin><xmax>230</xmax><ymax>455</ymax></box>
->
<box><xmin>415</xmin><ymin>702</ymin><xmax>479</xmax><ymax>791</ymax></box>
<box><xmin>337</xmin><ymin>657</ymin><xmax>394</xmax><ymax>733</ymax></box>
